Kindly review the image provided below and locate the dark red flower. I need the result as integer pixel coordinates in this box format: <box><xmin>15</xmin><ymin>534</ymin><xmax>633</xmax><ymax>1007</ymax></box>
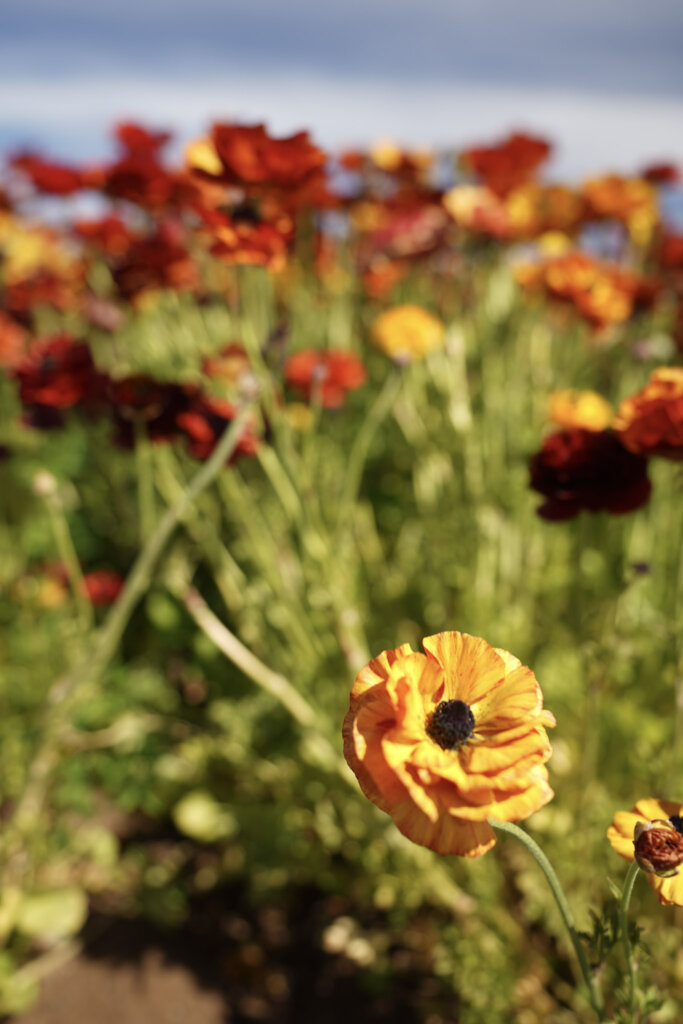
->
<box><xmin>460</xmin><ymin>132</ymin><xmax>552</xmax><ymax>197</ymax></box>
<box><xmin>210</xmin><ymin>123</ymin><xmax>327</xmax><ymax>190</ymax></box>
<box><xmin>81</xmin><ymin>569</ymin><xmax>124</xmax><ymax>606</ymax></box>
<box><xmin>10</xmin><ymin>153</ymin><xmax>83</xmax><ymax>196</ymax></box>
<box><xmin>640</xmin><ymin>162</ymin><xmax>679</xmax><ymax>185</ymax></box>
<box><xmin>176</xmin><ymin>393</ymin><xmax>260</xmax><ymax>460</ymax></box>
<box><xmin>5</xmin><ymin>270</ymin><xmax>79</xmax><ymax>323</ymax></box>
<box><xmin>106</xmin><ymin>376</ymin><xmax>191</xmax><ymax>447</ymax></box>
<box><xmin>109</xmin><ymin>223</ymin><xmax>198</xmax><ymax>302</ymax></box>
<box><xmin>198</xmin><ymin>205</ymin><xmax>293</xmax><ymax>270</ymax></box>
<box><xmin>284</xmin><ymin>350</ymin><xmax>367</xmax><ymax>409</ymax></box>
<box><xmin>529</xmin><ymin>428</ymin><xmax>651</xmax><ymax>520</ymax></box>
<box><xmin>14</xmin><ymin>334</ymin><xmax>102</xmax><ymax>411</ymax></box>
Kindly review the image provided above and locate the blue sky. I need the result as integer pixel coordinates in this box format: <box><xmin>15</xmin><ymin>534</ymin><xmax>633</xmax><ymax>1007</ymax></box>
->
<box><xmin>2</xmin><ymin>0</ymin><xmax>683</xmax><ymax>178</ymax></box>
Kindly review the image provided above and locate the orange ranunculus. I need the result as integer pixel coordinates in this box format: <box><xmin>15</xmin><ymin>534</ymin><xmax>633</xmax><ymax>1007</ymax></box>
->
<box><xmin>192</xmin><ymin>123</ymin><xmax>327</xmax><ymax>191</ymax></box>
<box><xmin>581</xmin><ymin>175</ymin><xmax>658</xmax><ymax>245</ymax></box>
<box><xmin>607</xmin><ymin>798</ymin><xmax>683</xmax><ymax>905</ymax></box>
<box><xmin>343</xmin><ymin>632</ymin><xmax>555</xmax><ymax>858</ymax></box>
<box><xmin>371</xmin><ymin>305</ymin><xmax>445</xmax><ymax>362</ymax></box>
<box><xmin>548</xmin><ymin>389</ymin><xmax>613</xmax><ymax>432</ymax></box>
<box><xmin>613</xmin><ymin>367</ymin><xmax>683</xmax><ymax>459</ymax></box>
<box><xmin>284</xmin><ymin>349</ymin><xmax>367</xmax><ymax>409</ymax></box>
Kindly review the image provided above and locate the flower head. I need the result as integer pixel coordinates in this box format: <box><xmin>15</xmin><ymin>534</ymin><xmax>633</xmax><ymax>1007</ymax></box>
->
<box><xmin>613</xmin><ymin>368</ymin><xmax>683</xmax><ymax>460</ymax></box>
<box><xmin>529</xmin><ymin>428</ymin><xmax>651</xmax><ymax>520</ymax></box>
<box><xmin>371</xmin><ymin>305</ymin><xmax>445</xmax><ymax>363</ymax></box>
<box><xmin>607</xmin><ymin>799</ymin><xmax>683</xmax><ymax>905</ymax></box>
<box><xmin>284</xmin><ymin>349</ymin><xmax>367</xmax><ymax>409</ymax></box>
<box><xmin>548</xmin><ymin>390</ymin><xmax>613</xmax><ymax>433</ymax></box>
<box><xmin>343</xmin><ymin>631</ymin><xmax>555</xmax><ymax>858</ymax></box>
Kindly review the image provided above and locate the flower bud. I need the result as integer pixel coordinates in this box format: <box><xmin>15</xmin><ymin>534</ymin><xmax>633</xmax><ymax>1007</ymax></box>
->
<box><xmin>633</xmin><ymin>819</ymin><xmax>683</xmax><ymax>876</ymax></box>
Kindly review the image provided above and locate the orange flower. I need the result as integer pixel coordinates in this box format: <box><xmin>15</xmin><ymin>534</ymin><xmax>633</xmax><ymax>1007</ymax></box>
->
<box><xmin>548</xmin><ymin>390</ymin><xmax>613</xmax><ymax>432</ymax></box>
<box><xmin>371</xmin><ymin>305</ymin><xmax>445</xmax><ymax>362</ymax></box>
<box><xmin>459</xmin><ymin>132</ymin><xmax>552</xmax><ymax>197</ymax></box>
<box><xmin>607</xmin><ymin>799</ymin><xmax>683</xmax><ymax>905</ymax></box>
<box><xmin>284</xmin><ymin>349</ymin><xmax>367</xmax><ymax>409</ymax></box>
<box><xmin>613</xmin><ymin>368</ymin><xmax>683</xmax><ymax>459</ymax></box>
<box><xmin>343</xmin><ymin>632</ymin><xmax>555</xmax><ymax>858</ymax></box>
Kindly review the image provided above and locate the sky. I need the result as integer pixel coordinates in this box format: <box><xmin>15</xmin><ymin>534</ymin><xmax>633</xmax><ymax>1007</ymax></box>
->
<box><xmin>2</xmin><ymin>0</ymin><xmax>683</xmax><ymax>179</ymax></box>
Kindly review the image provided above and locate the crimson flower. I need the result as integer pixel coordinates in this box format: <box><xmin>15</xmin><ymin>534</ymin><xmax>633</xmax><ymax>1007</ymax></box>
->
<box><xmin>529</xmin><ymin>428</ymin><xmax>651</xmax><ymax>520</ymax></box>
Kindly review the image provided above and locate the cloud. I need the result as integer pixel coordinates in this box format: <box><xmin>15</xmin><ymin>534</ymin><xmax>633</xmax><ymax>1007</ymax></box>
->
<box><xmin>1</xmin><ymin>73</ymin><xmax>682</xmax><ymax>178</ymax></box>
<box><xmin>2</xmin><ymin>0</ymin><xmax>682</xmax><ymax>95</ymax></box>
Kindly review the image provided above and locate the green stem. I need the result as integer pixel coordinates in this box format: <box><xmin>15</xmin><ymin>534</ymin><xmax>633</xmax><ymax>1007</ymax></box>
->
<box><xmin>45</xmin><ymin>498</ymin><xmax>93</xmax><ymax>632</ymax></box>
<box><xmin>5</xmin><ymin>406</ymin><xmax>254</xmax><ymax>855</ymax></box>
<box><xmin>337</xmin><ymin>371</ymin><xmax>401</xmax><ymax>525</ymax></box>
<box><xmin>489</xmin><ymin>819</ymin><xmax>603</xmax><ymax>1018</ymax></box>
<box><xmin>134</xmin><ymin>415</ymin><xmax>156</xmax><ymax>543</ymax></box>
<box><xmin>619</xmin><ymin>859</ymin><xmax>641</xmax><ymax>1023</ymax></box>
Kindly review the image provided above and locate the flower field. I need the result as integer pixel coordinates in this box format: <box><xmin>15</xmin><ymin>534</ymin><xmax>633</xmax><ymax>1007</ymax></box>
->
<box><xmin>1</xmin><ymin>121</ymin><xmax>683</xmax><ymax>1022</ymax></box>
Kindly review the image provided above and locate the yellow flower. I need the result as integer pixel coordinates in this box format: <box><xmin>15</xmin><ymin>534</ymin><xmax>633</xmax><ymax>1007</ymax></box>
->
<box><xmin>548</xmin><ymin>389</ymin><xmax>613</xmax><ymax>432</ymax></box>
<box><xmin>343</xmin><ymin>632</ymin><xmax>555</xmax><ymax>858</ymax></box>
<box><xmin>371</xmin><ymin>305</ymin><xmax>445</xmax><ymax>363</ymax></box>
<box><xmin>607</xmin><ymin>798</ymin><xmax>683</xmax><ymax>905</ymax></box>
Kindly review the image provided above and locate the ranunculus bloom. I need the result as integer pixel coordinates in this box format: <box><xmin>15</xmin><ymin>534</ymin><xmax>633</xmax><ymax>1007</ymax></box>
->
<box><xmin>613</xmin><ymin>368</ymin><xmax>683</xmax><ymax>460</ymax></box>
<box><xmin>607</xmin><ymin>799</ymin><xmax>683</xmax><ymax>905</ymax></box>
<box><xmin>343</xmin><ymin>632</ymin><xmax>555</xmax><ymax>857</ymax></box>
<box><xmin>192</xmin><ymin>124</ymin><xmax>327</xmax><ymax>194</ymax></box>
<box><xmin>459</xmin><ymin>132</ymin><xmax>552</xmax><ymax>197</ymax></box>
<box><xmin>14</xmin><ymin>334</ymin><xmax>102</xmax><ymax>411</ymax></box>
<box><xmin>283</xmin><ymin>350</ymin><xmax>367</xmax><ymax>409</ymax></box>
<box><xmin>10</xmin><ymin>153</ymin><xmax>84</xmax><ymax>196</ymax></box>
<box><xmin>529</xmin><ymin>428</ymin><xmax>652</xmax><ymax>520</ymax></box>
<box><xmin>81</xmin><ymin>569</ymin><xmax>124</xmax><ymax>606</ymax></box>
<box><xmin>548</xmin><ymin>389</ymin><xmax>613</xmax><ymax>433</ymax></box>
<box><xmin>176</xmin><ymin>393</ymin><xmax>260</xmax><ymax>461</ymax></box>
<box><xmin>371</xmin><ymin>305</ymin><xmax>445</xmax><ymax>362</ymax></box>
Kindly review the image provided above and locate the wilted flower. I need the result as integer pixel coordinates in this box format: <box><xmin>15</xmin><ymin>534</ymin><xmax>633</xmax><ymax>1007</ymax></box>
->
<box><xmin>613</xmin><ymin>367</ymin><xmax>683</xmax><ymax>459</ymax></box>
<box><xmin>607</xmin><ymin>799</ymin><xmax>683</xmax><ymax>905</ymax></box>
<box><xmin>548</xmin><ymin>389</ymin><xmax>613</xmax><ymax>432</ymax></box>
<box><xmin>529</xmin><ymin>428</ymin><xmax>651</xmax><ymax>520</ymax></box>
<box><xmin>371</xmin><ymin>305</ymin><xmax>445</xmax><ymax>362</ymax></box>
<box><xmin>343</xmin><ymin>631</ymin><xmax>555</xmax><ymax>857</ymax></box>
<box><xmin>284</xmin><ymin>350</ymin><xmax>367</xmax><ymax>409</ymax></box>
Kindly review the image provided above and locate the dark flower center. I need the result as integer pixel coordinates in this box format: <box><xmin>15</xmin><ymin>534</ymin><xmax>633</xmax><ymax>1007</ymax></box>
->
<box><xmin>669</xmin><ymin>815</ymin><xmax>683</xmax><ymax>836</ymax></box>
<box><xmin>427</xmin><ymin>699</ymin><xmax>475</xmax><ymax>750</ymax></box>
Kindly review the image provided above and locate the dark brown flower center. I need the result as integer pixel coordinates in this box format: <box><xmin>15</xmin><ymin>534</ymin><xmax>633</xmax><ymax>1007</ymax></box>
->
<box><xmin>427</xmin><ymin>699</ymin><xmax>475</xmax><ymax>750</ymax></box>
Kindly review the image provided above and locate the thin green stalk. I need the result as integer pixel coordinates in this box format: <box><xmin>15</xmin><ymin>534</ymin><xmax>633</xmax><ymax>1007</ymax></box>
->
<box><xmin>134</xmin><ymin>415</ymin><xmax>156</xmax><ymax>543</ymax></box>
<box><xmin>489</xmin><ymin>819</ymin><xmax>603</xmax><ymax>1018</ymax></box>
<box><xmin>44</xmin><ymin>496</ymin><xmax>93</xmax><ymax>632</ymax></box>
<box><xmin>5</xmin><ymin>406</ymin><xmax>253</xmax><ymax>853</ymax></box>
<box><xmin>337</xmin><ymin>371</ymin><xmax>401</xmax><ymax>524</ymax></box>
<box><xmin>619</xmin><ymin>859</ymin><xmax>641</xmax><ymax>1023</ymax></box>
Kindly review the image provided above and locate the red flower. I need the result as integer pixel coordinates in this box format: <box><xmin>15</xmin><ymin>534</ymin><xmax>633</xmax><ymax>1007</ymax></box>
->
<box><xmin>114</xmin><ymin>122</ymin><xmax>172</xmax><ymax>157</ymax></box>
<box><xmin>613</xmin><ymin>368</ymin><xmax>683</xmax><ymax>460</ymax></box>
<box><xmin>10</xmin><ymin>153</ymin><xmax>83</xmax><ymax>196</ymax></box>
<box><xmin>284</xmin><ymin>350</ymin><xmax>367</xmax><ymax>409</ymax></box>
<box><xmin>640</xmin><ymin>162</ymin><xmax>679</xmax><ymax>185</ymax></box>
<box><xmin>176</xmin><ymin>393</ymin><xmax>260</xmax><ymax>461</ymax></box>
<box><xmin>81</xmin><ymin>569</ymin><xmax>124</xmax><ymax>606</ymax></box>
<box><xmin>0</xmin><ymin>313</ymin><xmax>28</xmax><ymax>369</ymax></box>
<box><xmin>14</xmin><ymin>334</ymin><xmax>102</xmax><ymax>411</ymax></box>
<box><xmin>529</xmin><ymin>428</ymin><xmax>651</xmax><ymax>520</ymax></box>
<box><xmin>106</xmin><ymin>376</ymin><xmax>191</xmax><ymax>447</ymax></box>
<box><xmin>74</xmin><ymin>215</ymin><xmax>137</xmax><ymax>258</ymax></box>
<box><xmin>210</xmin><ymin>123</ymin><xmax>327</xmax><ymax>190</ymax></box>
<box><xmin>460</xmin><ymin>132</ymin><xmax>552</xmax><ymax>197</ymax></box>
<box><xmin>109</xmin><ymin>223</ymin><xmax>198</xmax><ymax>302</ymax></box>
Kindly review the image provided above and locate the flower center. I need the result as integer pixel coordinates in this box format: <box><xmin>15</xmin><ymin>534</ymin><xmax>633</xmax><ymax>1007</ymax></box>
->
<box><xmin>427</xmin><ymin>699</ymin><xmax>475</xmax><ymax>750</ymax></box>
<box><xmin>669</xmin><ymin>815</ymin><xmax>683</xmax><ymax>836</ymax></box>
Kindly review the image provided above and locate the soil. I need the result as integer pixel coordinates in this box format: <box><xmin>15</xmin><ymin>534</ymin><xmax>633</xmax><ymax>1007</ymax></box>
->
<box><xmin>14</xmin><ymin>886</ymin><xmax>459</xmax><ymax>1024</ymax></box>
